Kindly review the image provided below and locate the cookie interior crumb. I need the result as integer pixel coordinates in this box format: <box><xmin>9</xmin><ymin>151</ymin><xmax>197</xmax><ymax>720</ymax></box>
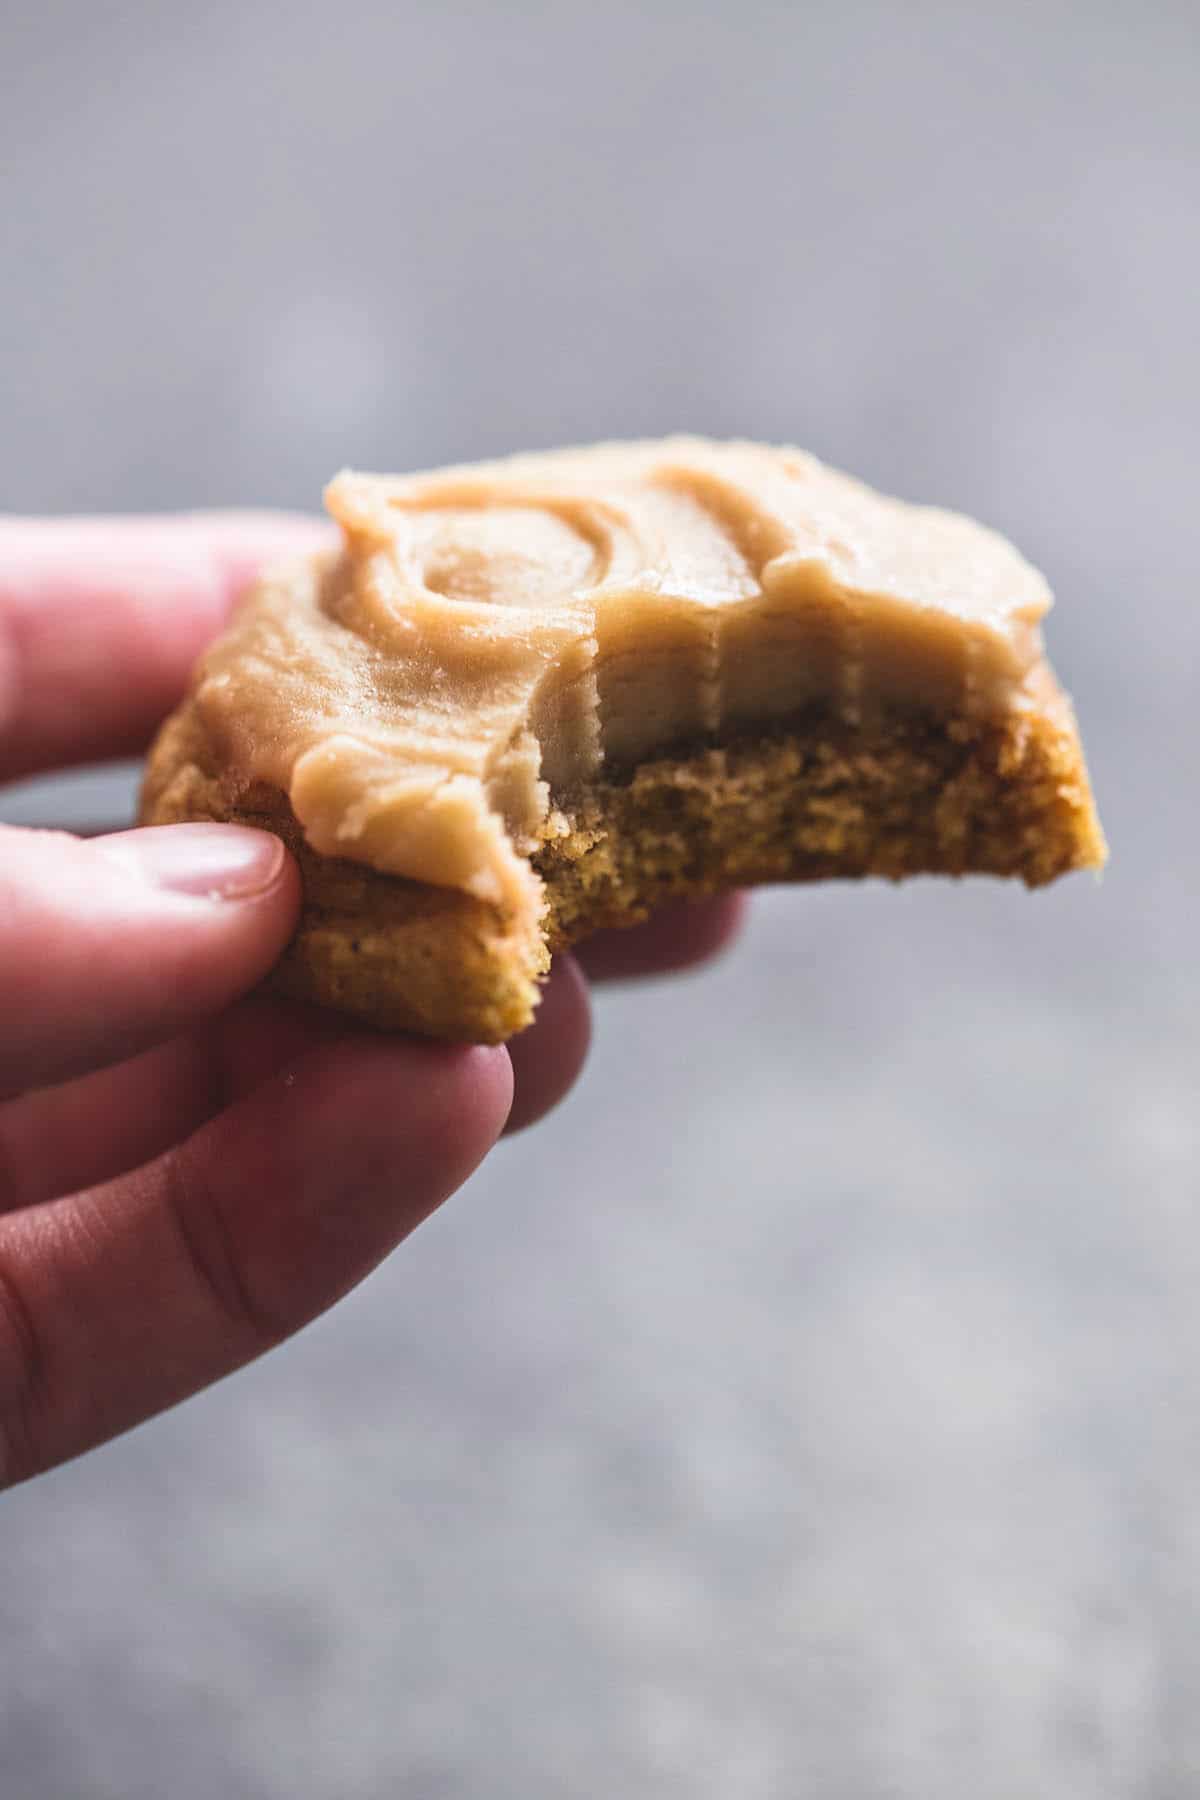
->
<box><xmin>142</xmin><ymin>692</ymin><xmax>1104</xmax><ymax>1043</ymax></box>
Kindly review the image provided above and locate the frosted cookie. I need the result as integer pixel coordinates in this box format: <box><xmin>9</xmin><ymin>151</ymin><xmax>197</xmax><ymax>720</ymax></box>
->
<box><xmin>141</xmin><ymin>438</ymin><xmax>1106</xmax><ymax>1041</ymax></box>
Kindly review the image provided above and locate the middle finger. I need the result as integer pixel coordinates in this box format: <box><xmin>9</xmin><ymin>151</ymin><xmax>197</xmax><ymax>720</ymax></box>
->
<box><xmin>0</xmin><ymin>997</ymin><xmax>352</xmax><ymax>1213</ymax></box>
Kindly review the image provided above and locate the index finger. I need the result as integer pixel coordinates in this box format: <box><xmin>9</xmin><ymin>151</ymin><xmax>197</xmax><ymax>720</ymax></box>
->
<box><xmin>0</xmin><ymin>512</ymin><xmax>334</xmax><ymax>783</ymax></box>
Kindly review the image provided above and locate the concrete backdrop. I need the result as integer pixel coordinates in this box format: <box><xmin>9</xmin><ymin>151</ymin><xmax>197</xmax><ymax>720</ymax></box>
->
<box><xmin>1</xmin><ymin>1</ymin><xmax>1197</xmax><ymax>1793</ymax></box>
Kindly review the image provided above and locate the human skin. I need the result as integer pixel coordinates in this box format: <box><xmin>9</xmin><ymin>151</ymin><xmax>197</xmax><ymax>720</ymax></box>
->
<box><xmin>0</xmin><ymin>515</ymin><xmax>745</xmax><ymax>1489</ymax></box>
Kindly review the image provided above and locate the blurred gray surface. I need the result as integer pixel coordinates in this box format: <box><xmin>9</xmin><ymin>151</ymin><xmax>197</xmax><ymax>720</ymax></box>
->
<box><xmin>1</xmin><ymin>0</ymin><xmax>1197</xmax><ymax>1793</ymax></box>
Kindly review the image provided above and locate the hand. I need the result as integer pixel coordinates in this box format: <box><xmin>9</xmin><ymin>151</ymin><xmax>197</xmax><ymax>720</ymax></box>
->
<box><xmin>0</xmin><ymin>514</ymin><xmax>744</xmax><ymax>1488</ymax></box>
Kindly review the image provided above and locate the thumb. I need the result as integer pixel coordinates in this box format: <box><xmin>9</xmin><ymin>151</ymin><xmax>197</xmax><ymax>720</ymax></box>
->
<box><xmin>0</xmin><ymin>822</ymin><xmax>300</xmax><ymax>1098</ymax></box>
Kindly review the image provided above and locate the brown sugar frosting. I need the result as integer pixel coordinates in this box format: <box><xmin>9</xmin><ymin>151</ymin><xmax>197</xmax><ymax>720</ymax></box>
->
<box><xmin>191</xmin><ymin>437</ymin><xmax>1059</xmax><ymax>926</ymax></box>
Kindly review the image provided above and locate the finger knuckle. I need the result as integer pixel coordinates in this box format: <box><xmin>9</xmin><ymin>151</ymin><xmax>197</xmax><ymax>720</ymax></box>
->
<box><xmin>162</xmin><ymin>1148</ymin><xmax>289</xmax><ymax>1349</ymax></box>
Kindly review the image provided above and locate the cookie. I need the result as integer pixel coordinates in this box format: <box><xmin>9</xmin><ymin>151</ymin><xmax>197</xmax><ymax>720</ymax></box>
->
<box><xmin>141</xmin><ymin>439</ymin><xmax>1106</xmax><ymax>1041</ymax></box>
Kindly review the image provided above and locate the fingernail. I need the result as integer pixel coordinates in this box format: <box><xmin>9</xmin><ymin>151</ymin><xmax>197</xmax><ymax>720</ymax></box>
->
<box><xmin>98</xmin><ymin>824</ymin><xmax>287</xmax><ymax>900</ymax></box>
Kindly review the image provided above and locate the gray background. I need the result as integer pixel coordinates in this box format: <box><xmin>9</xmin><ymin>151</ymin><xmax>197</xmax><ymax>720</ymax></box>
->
<box><xmin>1</xmin><ymin>0</ymin><xmax>1197</xmax><ymax>1793</ymax></box>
